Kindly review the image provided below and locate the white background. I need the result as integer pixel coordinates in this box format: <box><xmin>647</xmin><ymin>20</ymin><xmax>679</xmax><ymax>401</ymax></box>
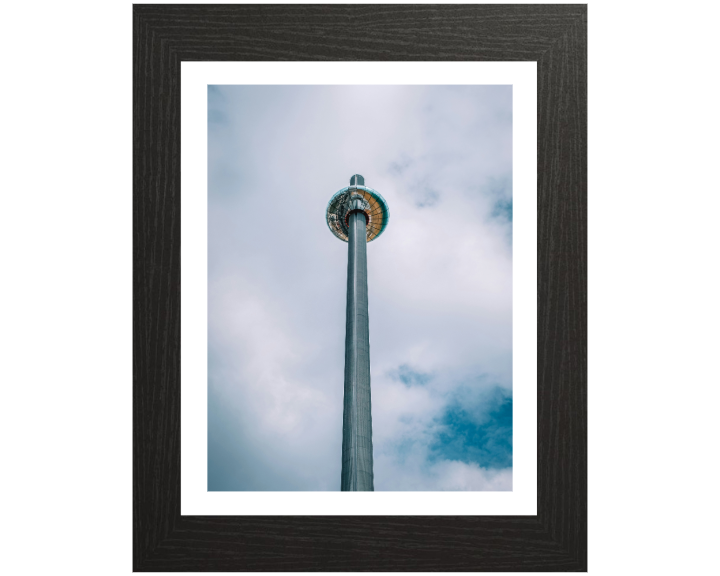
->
<box><xmin>1</xmin><ymin>0</ymin><xmax>718</xmax><ymax>574</ymax></box>
<box><xmin>181</xmin><ymin>62</ymin><xmax>536</xmax><ymax>515</ymax></box>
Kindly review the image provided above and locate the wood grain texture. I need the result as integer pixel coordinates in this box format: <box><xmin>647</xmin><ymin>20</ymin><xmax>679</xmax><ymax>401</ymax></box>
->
<box><xmin>133</xmin><ymin>4</ymin><xmax>587</xmax><ymax>571</ymax></box>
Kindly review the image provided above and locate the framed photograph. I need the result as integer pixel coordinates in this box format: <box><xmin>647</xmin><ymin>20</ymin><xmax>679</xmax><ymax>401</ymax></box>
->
<box><xmin>134</xmin><ymin>4</ymin><xmax>586</xmax><ymax>571</ymax></box>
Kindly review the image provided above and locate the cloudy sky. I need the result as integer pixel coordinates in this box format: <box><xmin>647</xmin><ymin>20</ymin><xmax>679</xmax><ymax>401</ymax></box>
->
<box><xmin>207</xmin><ymin>85</ymin><xmax>512</xmax><ymax>491</ymax></box>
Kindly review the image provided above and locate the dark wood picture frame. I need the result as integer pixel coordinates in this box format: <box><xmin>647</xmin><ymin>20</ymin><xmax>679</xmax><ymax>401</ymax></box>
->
<box><xmin>134</xmin><ymin>4</ymin><xmax>587</xmax><ymax>571</ymax></box>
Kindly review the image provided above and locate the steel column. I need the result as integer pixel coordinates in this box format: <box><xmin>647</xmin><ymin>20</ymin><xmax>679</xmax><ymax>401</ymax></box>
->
<box><xmin>341</xmin><ymin>210</ymin><xmax>374</xmax><ymax>491</ymax></box>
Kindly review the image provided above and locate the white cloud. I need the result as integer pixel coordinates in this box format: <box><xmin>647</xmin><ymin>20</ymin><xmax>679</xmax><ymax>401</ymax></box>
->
<box><xmin>427</xmin><ymin>461</ymin><xmax>512</xmax><ymax>491</ymax></box>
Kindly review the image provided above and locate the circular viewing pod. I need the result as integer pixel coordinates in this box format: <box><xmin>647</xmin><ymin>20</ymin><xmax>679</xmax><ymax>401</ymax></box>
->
<box><xmin>326</xmin><ymin>181</ymin><xmax>390</xmax><ymax>243</ymax></box>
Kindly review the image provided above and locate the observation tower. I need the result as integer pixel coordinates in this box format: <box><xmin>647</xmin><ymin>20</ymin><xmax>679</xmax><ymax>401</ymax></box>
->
<box><xmin>326</xmin><ymin>174</ymin><xmax>390</xmax><ymax>491</ymax></box>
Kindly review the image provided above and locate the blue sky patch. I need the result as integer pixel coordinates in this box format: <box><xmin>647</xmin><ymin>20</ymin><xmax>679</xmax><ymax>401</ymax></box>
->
<box><xmin>485</xmin><ymin>175</ymin><xmax>513</xmax><ymax>223</ymax></box>
<box><xmin>388</xmin><ymin>364</ymin><xmax>434</xmax><ymax>387</ymax></box>
<box><xmin>429</xmin><ymin>386</ymin><xmax>512</xmax><ymax>469</ymax></box>
<box><xmin>492</xmin><ymin>197</ymin><xmax>513</xmax><ymax>222</ymax></box>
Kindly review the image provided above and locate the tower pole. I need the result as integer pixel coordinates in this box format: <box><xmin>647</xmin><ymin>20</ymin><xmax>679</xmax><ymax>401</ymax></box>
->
<box><xmin>341</xmin><ymin>209</ymin><xmax>374</xmax><ymax>491</ymax></box>
<box><xmin>327</xmin><ymin>175</ymin><xmax>388</xmax><ymax>491</ymax></box>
